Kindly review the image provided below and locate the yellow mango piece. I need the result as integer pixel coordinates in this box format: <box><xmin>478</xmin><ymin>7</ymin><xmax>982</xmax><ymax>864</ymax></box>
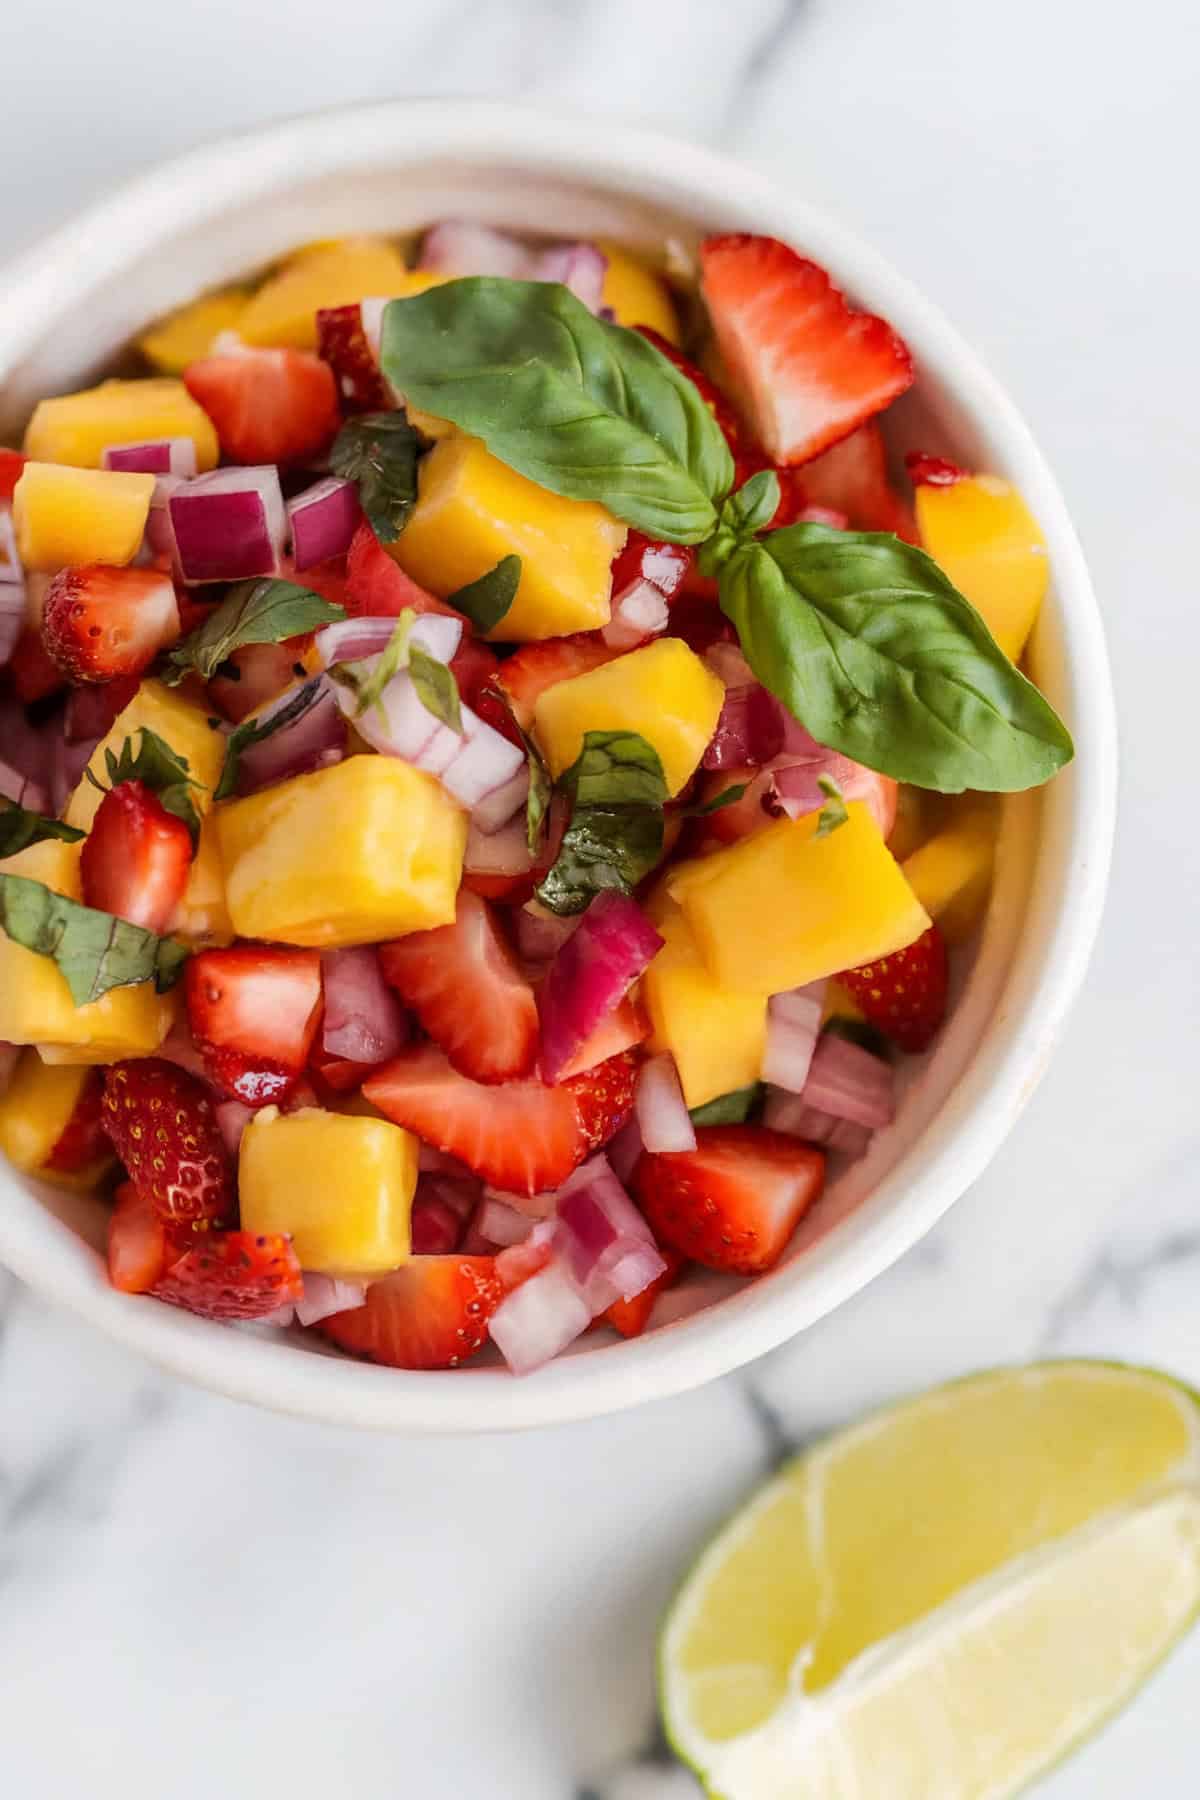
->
<box><xmin>13</xmin><ymin>463</ymin><xmax>154</xmax><ymax>572</ymax></box>
<box><xmin>23</xmin><ymin>377</ymin><xmax>219</xmax><ymax>473</ymax></box>
<box><xmin>217</xmin><ymin>755</ymin><xmax>466</xmax><ymax>948</ymax></box>
<box><xmin>642</xmin><ymin>904</ymin><xmax>767</xmax><ymax>1109</ymax></box>
<box><xmin>237</xmin><ymin>238</ymin><xmax>416</xmax><ymax>349</ymax></box>
<box><xmin>534</xmin><ymin>638</ymin><xmax>724</xmax><ymax>798</ymax></box>
<box><xmin>676</xmin><ymin>805</ymin><xmax>931</xmax><ymax>995</ymax></box>
<box><xmin>0</xmin><ymin>841</ymin><xmax>175</xmax><ymax>1057</ymax></box>
<box><xmin>66</xmin><ymin>680</ymin><xmax>226</xmax><ymax>831</ymax></box>
<box><xmin>0</xmin><ymin>1053</ymin><xmax>104</xmax><ymax>1184</ymax></box>
<box><xmin>391</xmin><ymin>434</ymin><xmax>626</xmax><ymax>642</ymax></box>
<box><xmin>598</xmin><ymin>241</ymin><xmax>682</xmax><ymax>343</ymax></box>
<box><xmin>916</xmin><ymin>474</ymin><xmax>1049</xmax><ymax>663</ymax></box>
<box><xmin>902</xmin><ymin>798</ymin><xmax>998</xmax><ymax>947</ymax></box>
<box><xmin>239</xmin><ymin>1108</ymin><xmax>417</xmax><ymax>1275</ymax></box>
<box><xmin>171</xmin><ymin>814</ymin><xmax>232</xmax><ymax>946</ymax></box>
<box><xmin>138</xmin><ymin>290</ymin><xmax>249</xmax><ymax>374</ymax></box>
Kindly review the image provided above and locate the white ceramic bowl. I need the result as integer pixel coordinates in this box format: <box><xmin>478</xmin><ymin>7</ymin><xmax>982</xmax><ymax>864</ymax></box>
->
<box><xmin>0</xmin><ymin>99</ymin><xmax>1116</xmax><ymax>1433</ymax></box>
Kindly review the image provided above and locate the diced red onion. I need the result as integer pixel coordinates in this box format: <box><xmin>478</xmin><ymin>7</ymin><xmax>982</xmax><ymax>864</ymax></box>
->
<box><xmin>606</xmin><ymin>1113</ymin><xmax>645</xmax><ymax>1186</ymax></box>
<box><xmin>763</xmin><ymin>1088</ymin><xmax>871</xmax><ymax>1158</ymax></box>
<box><xmin>169</xmin><ymin>466</ymin><xmax>286</xmax><ymax>585</ymax></box>
<box><xmin>321</xmin><ymin>945</ymin><xmax>407</xmax><ymax>1064</ymax></box>
<box><xmin>410</xmin><ymin>1191</ymin><xmax>466</xmax><ymax>1255</ymax></box>
<box><xmin>287</xmin><ymin>476</ymin><xmax>361</xmax><ymax>570</ymax></box>
<box><xmin>215</xmin><ymin>1099</ymin><xmax>254</xmax><ymax>1158</ymax></box>
<box><xmin>419</xmin><ymin>221</ymin><xmax>532</xmax><ymax>278</ymax></box>
<box><xmin>704</xmin><ymin>684</ymin><xmax>788</xmax><ymax>770</ymax></box>
<box><xmin>315</xmin><ymin>612</ymin><xmax>462</xmax><ymax>671</ymax></box>
<box><xmin>538</xmin><ymin>891</ymin><xmax>663</xmax><ymax>1085</ymax></box>
<box><xmin>50</xmin><ymin>733</ymin><xmax>100</xmax><ymax>814</ymax></box>
<box><xmin>483</xmin><ymin>1184</ymin><xmax>559</xmax><ymax>1222</ymax></box>
<box><xmin>516</xmin><ymin>902</ymin><xmax>581</xmax><ymax>964</ymax></box>
<box><xmin>236</xmin><ymin>679</ymin><xmax>346</xmax><ymax>795</ymax></box>
<box><xmin>0</xmin><ymin>507</ymin><xmax>22</xmax><ymax>586</ymax></box>
<box><xmin>64</xmin><ymin>676</ymin><xmax>138</xmax><ymax>746</ymax></box>
<box><xmin>0</xmin><ymin>697</ymin><xmax>56</xmax><ymax>808</ymax></box>
<box><xmin>417</xmin><ymin>1144</ymin><xmax>474</xmax><ymax>1178</ymax></box>
<box><xmin>826</xmin><ymin>1117</ymin><xmax>872</xmax><ymax>1157</ymax></box>
<box><xmin>475</xmin><ymin>1196</ymin><xmax>536</xmax><ymax>1248</ymax></box>
<box><xmin>439</xmin><ymin>710</ymin><xmax>528</xmax><ymax>827</ymax></box>
<box><xmin>554</xmin><ymin>1154</ymin><xmax>665</xmax><ymax>1307</ymax></box>
<box><xmin>464</xmin><ymin>814</ymin><xmax>535</xmax><ymax>879</ymax></box>
<box><xmin>488</xmin><ymin>1258</ymin><xmax>593</xmax><ymax>1375</ymax></box>
<box><xmin>527</xmin><ymin>242</ymin><xmax>608</xmax><ymax>312</ymax></box>
<box><xmin>0</xmin><ymin>758</ymin><xmax>46</xmax><ymax>811</ymax></box>
<box><xmin>801</xmin><ymin>1033</ymin><xmax>894</xmax><ymax>1129</ymax></box>
<box><xmin>294</xmin><ymin>1274</ymin><xmax>367</xmax><ymax>1328</ymax></box>
<box><xmin>418</xmin><ymin>1173</ymin><xmax>480</xmax><ymax>1218</ymax></box>
<box><xmin>0</xmin><ymin>1043</ymin><xmax>19</xmax><ymax>1096</ymax></box>
<box><xmin>635</xmin><ymin>1054</ymin><xmax>696</xmax><ymax>1154</ymax></box>
<box><xmin>145</xmin><ymin>475</ymin><xmax>185</xmax><ymax>558</ymax></box>
<box><xmin>102</xmin><ymin>438</ymin><xmax>198</xmax><ymax>478</ymax></box>
<box><xmin>603</xmin><ymin>1241</ymin><xmax>671</xmax><ymax>1307</ymax></box>
<box><xmin>601</xmin><ymin>578</ymin><xmax>670</xmax><ymax>651</ymax></box>
<box><xmin>0</xmin><ymin>588</ymin><xmax>24</xmax><ymax>667</ymax></box>
<box><xmin>762</xmin><ymin>987</ymin><xmax>824</xmax><ymax>1094</ymax></box>
<box><xmin>22</xmin><ymin>571</ymin><xmax>50</xmax><ymax>628</ymax></box>
<box><xmin>703</xmin><ymin>642</ymin><xmax>756</xmax><ymax>688</ymax></box>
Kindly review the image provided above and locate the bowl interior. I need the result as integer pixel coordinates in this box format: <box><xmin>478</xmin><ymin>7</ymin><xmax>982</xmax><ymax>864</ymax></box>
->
<box><xmin>0</xmin><ymin>107</ymin><xmax>1111</xmax><ymax>1430</ymax></box>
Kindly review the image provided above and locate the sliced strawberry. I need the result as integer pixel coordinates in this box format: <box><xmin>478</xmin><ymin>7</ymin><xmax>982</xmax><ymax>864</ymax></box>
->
<box><xmin>0</xmin><ymin>448</ymin><xmax>28</xmax><ymax>502</ymax></box>
<box><xmin>837</xmin><ymin>923</ymin><xmax>948</xmax><ymax>1054</ymax></box>
<box><xmin>602</xmin><ymin>1246</ymin><xmax>684</xmax><ymax>1337</ymax></box>
<box><xmin>184</xmin><ymin>348</ymin><xmax>340</xmax><ymax>466</ymax></box>
<box><xmin>280</xmin><ymin>552</ymin><xmax>350</xmax><ymax>611</ymax></box>
<box><xmin>154</xmin><ymin>1229</ymin><xmax>303</xmax><ymax>1322</ymax></box>
<box><xmin>318</xmin><ymin>1255</ymin><xmax>503</xmax><ymax>1369</ymax></box>
<box><xmin>493</xmin><ymin>632</ymin><xmax>621</xmax><ymax>732</ymax></box>
<box><xmin>9</xmin><ymin>626</ymin><xmax>67</xmax><ymax>703</ymax></box>
<box><xmin>449</xmin><ymin>635</ymin><xmax>501</xmax><ymax>710</ymax></box>
<box><xmin>207</xmin><ymin>638</ymin><xmax>311</xmax><ymax>723</ymax></box>
<box><xmin>363</xmin><ymin>1046</ymin><xmax>586</xmax><ymax>1195</ymax></box>
<box><xmin>562</xmin><ymin>1049</ymin><xmax>639</xmax><ymax>1152</ymax></box>
<box><xmin>308</xmin><ymin>1048</ymin><xmax>373</xmax><ymax>1096</ymax></box>
<box><xmin>102</xmin><ymin>1059</ymin><xmax>235</xmax><ymax>1227</ymax></box>
<box><xmin>556</xmin><ymin>996</ymin><xmax>648</xmax><ymax>1081</ymax></box>
<box><xmin>41</xmin><ymin>565</ymin><xmax>181</xmax><ymax>683</ymax></box>
<box><xmin>699</xmin><ymin>235</ymin><xmax>914</xmax><ymax>465</ymax></box>
<box><xmin>665</xmin><ymin>593</ymin><xmax>737</xmax><ymax>656</ymax></box>
<box><xmin>633</xmin><ymin>1125</ymin><xmax>825</xmax><ymax>1275</ymax></box>
<box><xmin>185</xmin><ymin>945</ymin><xmax>324</xmax><ymax>1107</ymax></box>
<box><xmin>316</xmin><ymin>302</ymin><xmax>390</xmax><ymax>413</ymax></box>
<box><xmin>43</xmin><ymin>1069</ymin><xmax>109</xmax><ymax>1173</ymax></box>
<box><xmin>379</xmin><ymin>891</ymin><xmax>537</xmax><ymax>1084</ymax></box>
<box><xmin>80</xmin><ymin>780</ymin><xmax>193</xmax><ymax>933</ymax></box>
<box><xmin>904</xmin><ymin>450</ymin><xmax>967</xmax><ymax>489</ymax></box>
<box><xmin>800</xmin><ymin>422</ymin><xmax>917</xmax><ymax>539</ymax></box>
<box><xmin>107</xmin><ymin>1181</ymin><xmax>169</xmax><ymax>1294</ymax></box>
<box><xmin>344</xmin><ymin>520</ymin><xmax>458</xmax><ymax>619</ymax></box>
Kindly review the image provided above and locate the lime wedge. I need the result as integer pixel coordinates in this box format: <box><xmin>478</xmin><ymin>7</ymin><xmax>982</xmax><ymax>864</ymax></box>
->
<box><xmin>661</xmin><ymin>1363</ymin><xmax>1200</xmax><ymax>1798</ymax></box>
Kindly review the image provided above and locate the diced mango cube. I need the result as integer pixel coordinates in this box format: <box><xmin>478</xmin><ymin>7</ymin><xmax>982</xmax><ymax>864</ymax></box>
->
<box><xmin>13</xmin><ymin>463</ymin><xmax>155</xmax><ymax>572</ymax></box>
<box><xmin>901</xmin><ymin>798</ymin><xmax>998</xmax><ymax>946</ymax></box>
<box><xmin>642</xmin><ymin>903</ymin><xmax>766</xmax><ymax>1108</ymax></box>
<box><xmin>237</xmin><ymin>238</ymin><xmax>415</xmax><ymax>350</ymax></box>
<box><xmin>66</xmin><ymin>680</ymin><xmax>226</xmax><ymax>831</ymax></box>
<box><xmin>534</xmin><ymin>638</ymin><xmax>724</xmax><ymax>797</ymax></box>
<box><xmin>915</xmin><ymin>474</ymin><xmax>1048</xmax><ymax>663</ymax></box>
<box><xmin>598</xmin><ymin>241</ymin><xmax>682</xmax><ymax>343</ymax></box>
<box><xmin>391</xmin><ymin>434</ymin><xmax>626</xmax><ymax>642</ymax></box>
<box><xmin>239</xmin><ymin>1108</ymin><xmax>417</xmax><ymax>1274</ymax></box>
<box><xmin>0</xmin><ymin>840</ymin><xmax>175</xmax><ymax>1057</ymax></box>
<box><xmin>0</xmin><ymin>1053</ymin><xmax>109</xmax><ymax>1185</ymax></box>
<box><xmin>171</xmin><ymin>814</ymin><xmax>232</xmax><ymax>946</ymax></box>
<box><xmin>674</xmin><ymin>804</ymin><xmax>931</xmax><ymax>995</ymax></box>
<box><xmin>138</xmin><ymin>289</ymin><xmax>250</xmax><ymax>373</ymax></box>
<box><xmin>23</xmin><ymin>377</ymin><xmax>219</xmax><ymax>472</ymax></box>
<box><xmin>217</xmin><ymin>756</ymin><xmax>466</xmax><ymax>948</ymax></box>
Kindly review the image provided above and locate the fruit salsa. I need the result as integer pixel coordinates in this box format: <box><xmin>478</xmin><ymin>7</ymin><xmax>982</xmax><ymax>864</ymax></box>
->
<box><xmin>0</xmin><ymin>225</ymin><xmax>1070</xmax><ymax>1373</ymax></box>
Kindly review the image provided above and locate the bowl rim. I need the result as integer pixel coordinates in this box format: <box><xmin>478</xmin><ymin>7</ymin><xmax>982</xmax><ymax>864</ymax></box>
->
<box><xmin>0</xmin><ymin>97</ymin><xmax>1118</xmax><ymax>1432</ymax></box>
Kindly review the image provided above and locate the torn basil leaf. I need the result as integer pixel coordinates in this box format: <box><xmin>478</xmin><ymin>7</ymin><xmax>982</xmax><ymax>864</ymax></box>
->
<box><xmin>0</xmin><ymin>874</ymin><xmax>189</xmax><ymax>1004</ymax></box>
<box><xmin>0</xmin><ymin>804</ymin><xmax>85</xmax><ymax>860</ymax></box>
<box><xmin>535</xmin><ymin>730</ymin><xmax>667</xmax><ymax>915</ymax></box>
<box><xmin>447</xmin><ymin>556</ymin><xmax>521</xmax><ymax>634</ymax></box>
<box><xmin>163</xmin><ymin>579</ymin><xmax>344</xmax><ymax>686</ymax></box>
<box><xmin>329</xmin><ymin>410</ymin><xmax>423</xmax><ymax>545</ymax></box>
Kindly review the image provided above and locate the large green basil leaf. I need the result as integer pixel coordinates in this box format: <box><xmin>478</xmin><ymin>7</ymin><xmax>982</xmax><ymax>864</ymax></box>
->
<box><xmin>329</xmin><ymin>411</ymin><xmax>423</xmax><ymax>545</ymax></box>
<box><xmin>163</xmin><ymin>580</ymin><xmax>345</xmax><ymax>685</ymax></box>
<box><xmin>719</xmin><ymin>524</ymin><xmax>1074</xmax><ymax>793</ymax></box>
<box><xmin>0</xmin><ymin>875</ymin><xmax>188</xmax><ymax>1004</ymax></box>
<box><xmin>0</xmin><ymin>804</ymin><xmax>84</xmax><ymax>859</ymax></box>
<box><xmin>535</xmin><ymin>730</ymin><xmax>668</xmax><ymax>916</ymax></box>
<box><xmin>381</xmin><ymin>280</ymin><xmax>734</xmax><ymax>544</ymax></box>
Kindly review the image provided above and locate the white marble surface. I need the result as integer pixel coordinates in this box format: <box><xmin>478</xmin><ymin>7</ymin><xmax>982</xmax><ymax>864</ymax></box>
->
<box><xmin>1</xmin><ymin>1</ymin><xmax>1197</xmax><ymax>1794</ymax></box>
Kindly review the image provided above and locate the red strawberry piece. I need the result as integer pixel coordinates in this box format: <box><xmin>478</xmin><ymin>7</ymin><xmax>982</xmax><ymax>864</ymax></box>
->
<box><xmin>904</xmin><ymin>450</ymin><xmax>967</xmax><ymax>488</ymax></box>
<box><xmin>8</xmin><ymin>626</ymin><xmax>67</xmax><ymax>703</ymax></box>
<box><xmin>611</xmin><ymin>531</ymin><xmax>694</xmax><ymax>602</ymax></box>
<box><xmin>494</xmin><ymin>632</ymin><xmax>621</xmax><ymax>732</ymax></box>
<box><xmin>379</xmin><ymin>890</ymin><xmax>537</xmax><ymax>1084</ymax></box>
<box><xmin>42</xmin><ymin>564</ymin><xmax>181</xmax><ymax>683</ymax></box>
<box><xmin>448</xmin><ymin>634</ymin><xmax>501</xmax><ymax>710</ymax></box>
<box><xmin>665</xmin><ymin>593</ymin><xmax>737</xmax><ymax>657</ymax></box>
<box><xmin>206</xmin><ymin>638</ymin><xmax>311</xmax><ymax>724</ymax></box>
<box><xmin>154</xmin><ymin>1229</ymin><xmax>303</xmax><ymax>1322</ymax></box>
<box><xmin>344</xmin><ymin>520</ymin><xmax>458</xmax><ymax>619</ymax></box>
<box><xmin>102</xmin><ymin>1058</ymin><xmax>235</xmax><ymax>1227</ymax></box>
<box><xmin>308</xmin><ymin>1048</ymin><xmax>373</xmax><ymax>1096</ymax></box>
<box><xmin>601</xmin><ymin>1246</ymin><xmax>684</xmax><ymax>1337</ymax></box>
<box><xmin>107</xmin><ymin>1180</ymin><xmax>169</xmax><ymax>1294</ymax></box>
<box><xmin>699</xmin><ymin>235</ymin><xmax>914</xmax><ymax>465</ymax></box>
<box><xmin>837</xmin><ymin>923</ymin><xmax>948</xmax><ymax>1054</ymax></box>
<box><xmin>42</xmin><ymin>1069</ymin><xmax>109</xmax><ymax>1173</ymax></box>
<box><xmin>800</xmin><ymin>422</ymin><xmax>917</xmax><ymax>539</ymax></box>
<box><xmin>185</xmin><ymin>945</ymin><xmax>324</xmax><ymax>1107</ymax></box>
<box><xmin>316</xmin><ymin>302</ymin><xmax>391</xmax><ymax>413</ymax></box>
<box><xmin>633</xmin><ymin>1125</ymin><xmax>825</xmax><ymax>1275</ymax></box>
<box><xmin>0</xmin><ymin>447</ymin><xmax>27</xmax><ymax>502</ymax></box>
<box><xmin>317</xmin><ymin>1255</ymin><xmax>502</xmax><ymax>1369</ymax></box>
<box><xmin>184</xmin><ymin>348</ymin><xmax>340</xmax><ymax>466</ymax></box>
<box><xmin>472</xmin><ymin>685</ymin><xmax>526</xmax><ymax>749</ymax></box>
<box><xmin>80</xmin><ymin>780</ymin><xmax>194</xmax><ymax>933</ymax></box>
<box><xmin>562</xmin><ymin>1049</ymin><xmax>639</xmax><ymax>1153</ymax></box>
<box><xmin>556</xmin><ymin>996</ymin><xmax>648</xmax><ymax>1082</ymax></box>
<box><xmin>494</xmin><ymin>1234</ymin><xmax>555</xmax><ymax>1291</ymax></box>
<box><xmin>363</xmin><ymin>1046</ymin><xmax>587</xmax><ymax>1195</ymax></box>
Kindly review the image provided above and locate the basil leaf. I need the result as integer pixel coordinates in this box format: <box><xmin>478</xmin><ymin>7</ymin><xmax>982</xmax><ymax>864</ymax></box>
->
<box><xmin>689</xmin><ymin>1084</ymin><xmax>762</xmax><ymax>1126</ymax></box>
<box><xmin>96</xmin><ymin>728</ymin><xmax>203</xmax><ymax>845</ymax></box>
<box><xmin>719</xmin><ymin>524</ymin><xmax>1074</xmax><ymax>793</ymax></box>
<box><xmin>535</xmin><ymin>730</ymin><xmax>667</xmax><ymax>916</ymax></box>
<box><xmin>448</xmin><ymin>556</ymin><xmax>521</xmax><ymax>634</ymax></box>
<box><xmin>698</xmin><ymin>471</ymin><xmax>782</xmax><ymax>578</ymax></box>
<box><xmin>409</xmin><ymin>645</ymin><xmax>463</xmax><ymax>734</ymax></box>
<box><xmin>381</xmin><ymin>280</ymin><xmax>734</xmax><ymax>543</ymax></box>
<box><xmin>164</xmin><ymin>580</ymin><xmax>344</xmax><ymax>686</ymax></box>
<box><xmin>682</xmin><ymin>782</ymin><xmax>748</xmax><ymax>819</ymax></box>
<box><xmin>0</xmin><ymin>874</ymin><xmax>189</xmax><ymax>1004</ymax></box>
<box><xmin>0</xmin><ymin>804</ymin><xmax>84</xmax><ymax>859</ymax></box>
<box><xmin>814</xmin><ymin>774</ymin><xmax>848</xmax><ymax>839</ymax></box>
<box><xmin>350</xmin><ymin>613</ymin><xmax>414</xmax><ymax>720</ymax></box>
<box><xmin>214</xmin><ymin>680</ymin><xmax>325</xmax><ymax>802</ymax></box>
<box><xmin>329</xmin><ymin>411</ymin><xmax>423</xmax><ymax>545</ymax></box>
